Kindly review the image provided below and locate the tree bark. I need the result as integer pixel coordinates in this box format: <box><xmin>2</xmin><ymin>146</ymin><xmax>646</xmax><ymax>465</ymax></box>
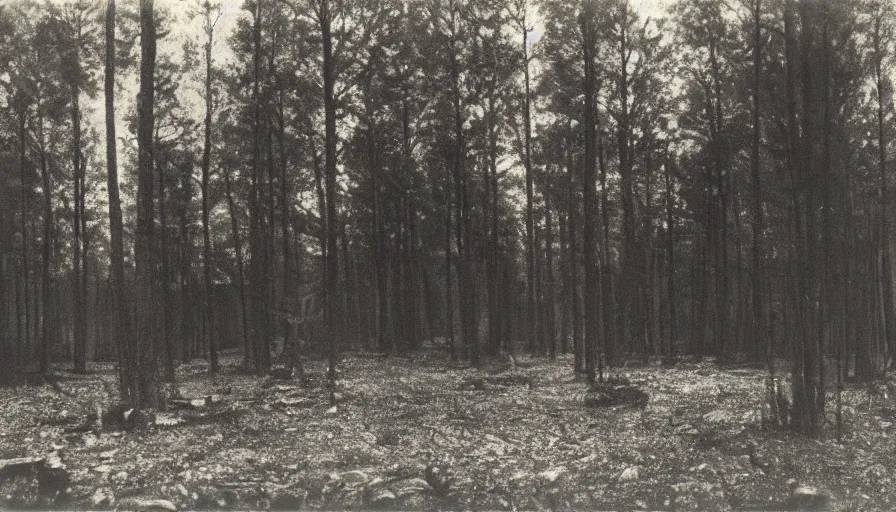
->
<box><xmin>319</xmin><ymin>0</ymin><xmax>340</xmax><ymax>400</ymax></box>
<box><xmin>104</xmin><ymin>0</ymin><xmax>133</xmax><ymax>402</ymax></box>
<box><xmin>133</xmin><ymin>0</ymin><xmax>161</xmax><ymax>409</ymax></box>
<box><xmin>201</xmin><ymin>4</ymin><xmax>218</xmax><ymax>374</ymax></box>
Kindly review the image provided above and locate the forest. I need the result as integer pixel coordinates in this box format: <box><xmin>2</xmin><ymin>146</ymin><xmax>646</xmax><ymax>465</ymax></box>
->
<box><xmin>2</xmin><ymin>0</ymin><xmax>896</xmax><ymax>508</ymax></box>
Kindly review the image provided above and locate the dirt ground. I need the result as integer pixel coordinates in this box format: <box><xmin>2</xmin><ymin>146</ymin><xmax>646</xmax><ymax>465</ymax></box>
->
<box><xmin>1</xmin><ymin>350</ymin><xmax>894</xmax><ymax>510</ymax></box>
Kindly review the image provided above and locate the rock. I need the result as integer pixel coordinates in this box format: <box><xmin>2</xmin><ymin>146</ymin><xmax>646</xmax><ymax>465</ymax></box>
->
<box><xmin>786</xmin><ymin>481</ymin><xmax>830</xmax><ymax>510</ymax></box>
<box><xmin>424</xmin><ymin>464</ymin><xmax>453</xmax><ymax>495</ymax></box>
<box><xmin>155</xmin><ymin>413</ymin><xmax>185</xmax><ymax>427</ymax></box>
<box><xmin>118</xmin><ymin>497</ymin><xmax>178</xmax><ymax>511</ymax></box>
<box><xmin>112</xmin><ymin>471</ymin><xmax>128</xmax><ymax>484</ymax></box>
<box><xmin>99</xmin><ymin>449</ymin><xmax>118</xmax><ymax>460</ymax></box>
<box><xmin>538</xmin><ymin>468</ymin><xmax>566</xmax><ymax>485</ymax></box>
<box><xmin>276</xmin><ymin>397</ymin><xmax>315</xmax><ymax>408</ymax></box>
<box><xmin>392</xmin><ymin>477</ymin><xmax>430</xmax><ymax>497</ymax></box>
<box><xmin>325</xmin><ymin>405</ymin><xmax>338</xmax><ymax>415</ymax></box>
<box><xmin>369</xmin><ymin>488</ymin><xmax>396</xmax><ymax>508</ymax></box>
<box><xmin>865</xmin><ymin>463</ymin><xmax>887</xmax><ymax>481</ymax></box>
<box><xmin>91</xmin><ymin>488</ymin><xmax>113</xmax><ymax>506</ymax></box>
<box><xmin>619</xmin><ymin>466</ymin><xmax>640</xmax><ymax>482</ymax></box>
<box><xmin>92</xmin><ymin>464</ymin><xmax>112</xmax><ymax>474</ymax></box>
<box><xmin>702</xmin><ymin>410</ymin><xmax>732</xmax><ymax>424</ymax></box>
<box><xmin>338</xmin><ymin>470</ymin><xmax>370</xmax><ymax>485</ymax></box>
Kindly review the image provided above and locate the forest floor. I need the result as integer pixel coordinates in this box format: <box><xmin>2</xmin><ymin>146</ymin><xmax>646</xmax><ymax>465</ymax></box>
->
<box><xmin>1</xmin><ymin>347</ymin><xmax>895</xmax><ymax>511</ymax></box>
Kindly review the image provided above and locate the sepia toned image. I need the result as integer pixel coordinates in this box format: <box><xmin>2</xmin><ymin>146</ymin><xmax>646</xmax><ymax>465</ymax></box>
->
<box><xmin>0</xmin><ymin>0</ymin><xmax>893</xmax><ymax>509</ymax></box>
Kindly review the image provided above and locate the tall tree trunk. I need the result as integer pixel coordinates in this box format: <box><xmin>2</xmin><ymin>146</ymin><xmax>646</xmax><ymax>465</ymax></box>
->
<box><xmin>223</xmin><ymin>168</ymin><xmax>249</xmax><ymax>358</ymax></box>
<box><xmin>178</xmin><ymin>163</ymin><xmax>194</xmax><ymax>363</ymax></box>
<box><xmin>546</xmin><ymin>196</ymin><xmax>556</xmax><ymax>359</ymax></box>
<box><xmin>70</xmin><ymin>79</ymin><xmax>85</xmax><ymax>373</ymax></box>
<box><xmin>617</xmin><ymin>7</ymin><xmax>634</xmax><ymax>357</ymax></box>
<box><xmin>201</xmin><ymin>5</ymin><xmax>218</xmax><ymax>374</ymax></box>
<box><xmin>567</xmin><ymin>130</ymin><xmax>582</xmax><ymax>373</ymax></box>
<box><xmin>751</xmin><ymin>0</ymin><xmax>769</xmax><ymax>380</ymax></box>
<box><xmin>447</xmin><ymin>1</ymin><xmax>476</xmax><ymax>364</ymax></box>
<box><xmin>249</xmin><ymin>0</ymin><xmax>268</xmax><ymax>375</ymax></box>
<box><xmin>445</xmin><ymin>176</ymin><xmax>455</xmax><ymax>360</ymax></box>
<box><xmin>158</xmin><ymin>157</ymin><xmax>174</xmax><ymax>381</ymax></box>
<box><xmin>521</xmin><ymin>9</ymin><xmax>537</xmax><ymax>355</ymax></box>
<box><xmin>582</xmin><ymin>3</ymin><xmax>602</xmax><ymax>382</ymax></box>
<box><xmin>38</xmin><ymin>103</ymin><xmax>52</xmax><ymax>375</ymax></box>
<box><xmin>105</xmin><ymin>0</ymin><xmax>129</xmax><ymax>392</ymax></box>
<box><xmin>133</xmin><ymin>0</ymin><xmax>161</xmax><ymax>409</ymax></box>
<box><xmin>18</xmin><ymin>110</ymin><xmax>31</xmax><ymax>374</ymax></box>
<box><xmin>874</xmin><ymin>7</ymin><xmax>891</xmax><ymax>379</ymax></box>
<box><xmin>319</xmin><ymin>0</ymin><xmax>340</xmax><ymax>401</ymax></box>
<box><xmin>598</xmin><ymin>127</ymin><xmax>614</xmax><ymax>365</ymax></box>
<box><xmin>665</xmin><ymin>153</ymin><xmax>676</xmax><ymax>359</ymax></box>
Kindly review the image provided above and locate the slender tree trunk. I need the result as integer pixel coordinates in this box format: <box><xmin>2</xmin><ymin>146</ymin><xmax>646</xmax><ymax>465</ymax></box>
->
<box><xmin>249</xmin><ymin>0</ymin><xmax>268</xmax><ymax>375</ymax></box>
<box><xmin>874</xmin><ymin>10</ymin><xmax>891</xmax><ymax>378</ymax></box>
<box><xmin>559</xmin><ymin>210</ymin><xmax>569</xmax><ymax>354</ymax></box>
<box><xmin>751</xmin><ymin>0</ymin><xmax>769</xmax><ymax>381</ymax></box>
<box><xmin>521</xmin><ymin>12</ymin><xmax>537</xmax><ymax>356</ymax></box>
<box><xmin>665</xmin><ymin>154</ymin><xmax>676</xmax><ymax>359</ymax></box>
<box><xmin>70</xmin><ymin>79</ymin><xmax>85</xmax><ymax>373</ymax></box>
<box><xmin>582</xmin><ymin>5</ymin><xmax>601</xmax><ymax>383</ymax></box>
<box><xmin>105</xmin><ymin>0</ymin><xmax>129</xmax><ymax>391</ymax></box>
<box><xmin>567</xmin><ymin>132</ymin><xmax>582</xmax><ymax>373</ymax></box>
<box><xmin>201</xmin><ymin>7</ymin><xmax>218</xmax><ymax>374</ymax></box>
<box><xmin>319</xmin><ymin>0</ymin><xmax>340</xmax><ymax>401</ymax></box>
<box><xmin>222</xmin><ymin>168</ymin><xmax>249</xmax><ymax>358</ymax></box>
<box><xmin>178</xmin><ymin>164</ymin><xmax>194</xmax><ymax>364</ymax></box>
<box><xmin>598</xmin><ymin>128</ymin><xmax>613</xmax><ymax>365</ymax></box>
<box><xmin>133</xmin><ymin>0</ymin><xmax>160</xmax><ymax>409</ymax></box>
<box><xmin>18</xmin><ymin>111</ymin><xmax>31</xmax><ymax>375</ymax></box>
<box><xmin>546</xmin><ymin>196</ymin><xmax>556</xmax><ymax>359</ymax></box>
<box><xmin>617</xmin><ymin>9</ymin><xmax>634</xmax><ymax>358</ymax></box>
<box><xmin>158</xmin><ymin>157</ymin><xmax>174</xmax><ymax>381</ymax></box>
<box><xmin>38</xmin><ymin>104</ymin><xmax>52</xmax><ymax>375</ymax></box>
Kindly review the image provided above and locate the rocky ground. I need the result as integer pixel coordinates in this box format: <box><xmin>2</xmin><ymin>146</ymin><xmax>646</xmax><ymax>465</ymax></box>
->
<box><xmin>0</xmin><ymin>350</ymin><xmax>894</xmax><ymax>510</ymax></box>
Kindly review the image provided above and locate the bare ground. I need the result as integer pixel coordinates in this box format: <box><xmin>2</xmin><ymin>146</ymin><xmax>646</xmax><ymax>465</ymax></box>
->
<box><xmin>0</xmin><ymin>350</ymin><xmax>894</xmax><ymax>510</ymax></box>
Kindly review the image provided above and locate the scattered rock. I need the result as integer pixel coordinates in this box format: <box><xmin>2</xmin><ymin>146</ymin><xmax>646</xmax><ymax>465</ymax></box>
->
<box><xmin>786</xmin><ymin>480</ymin><xmax>830</xmax><ymax>510</ymax></box>
<box><xmin>392</xmin><ymin>477</ymin><xmax>430</xmax><ymax>497</ymax></box>
<box><xmin>119</xmin><ymin>497</ymin><xmax>178</xmax><ymax>511</ymax></box>
<box><xmin>275</xmin><ymin>397</ymin><xmax>315</xmax><ymax>409</ymax></box>
<box><xmin>337</xmin><ymin>470</ymin><xmax>370</xmax><ymax>485</ymax></box>
<box><xmin>91</xmin><ymin>487</ymin><xmax>114</xmax><ymax>506</ymax></box>
<box><xmin>585</xmin><ymin>384</ymin><xmax>649</xmax><ymax>408</ymax></box>
<box><xmin>538</xmin><ymin>467</ymin><xmax>566</xmax><ymax>485</ymax></box>
<box><xmin>424</xmin><ymin>464</ymin><xmax>453</xmax><ymax>495</ymax></box>
<box><xmin>702</xmin><ymin>410</ymin><xmax>732</xmax><ymax>424</ymax></box>
<box><xmin>155</xmin><ymin>413</ymin><xmax>185</xmax><ymax>427</ymax></box>
<box><xmin>619</xmin><ymin>466</ymin><xmax>640</xmax><ymax>482</ymax></box>
<box><xmin>369</xmin><ymin>488</ymin><xmax>396</xmax><ymax>508</ymax></box>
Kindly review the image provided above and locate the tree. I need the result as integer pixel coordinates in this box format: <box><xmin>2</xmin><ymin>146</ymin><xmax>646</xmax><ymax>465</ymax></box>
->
<box><xmin>104</xmin><ymin>0</ymin><xmax>130</xmax><ymax>398</ymax></box>
<box><xmin>197</xmin><ymin>0</ymin><xmax>221</xmax><ymax>374</ymax></box>
<box><xmin>131</xmin><ymin>0</ymin><xmax>161</xmax><ymax>409</ymax></box>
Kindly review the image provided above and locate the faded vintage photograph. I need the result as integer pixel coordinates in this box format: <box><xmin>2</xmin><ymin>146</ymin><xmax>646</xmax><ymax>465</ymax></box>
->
<box><xmin>0</xmin><ymin>0</ymin><xmax>891</xmax><ymax>509</ymax></box>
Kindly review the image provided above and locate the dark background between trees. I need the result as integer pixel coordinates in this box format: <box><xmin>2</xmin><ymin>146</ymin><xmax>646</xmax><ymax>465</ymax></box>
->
<box><xmin>0</xmin><ymin>0</ymin><xmax>894</xmax><ymax>436</ymax></box>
